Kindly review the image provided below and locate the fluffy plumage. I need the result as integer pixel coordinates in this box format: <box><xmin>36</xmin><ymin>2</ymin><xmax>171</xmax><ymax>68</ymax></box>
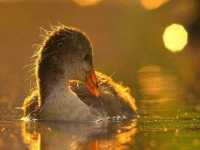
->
<box><xmin>22</xmin><ymin>25</ymin><xmax>137</xmax><ymax>121</ymax></box>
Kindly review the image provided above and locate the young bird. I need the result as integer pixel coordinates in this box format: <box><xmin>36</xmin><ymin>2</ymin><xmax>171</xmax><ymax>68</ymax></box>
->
<box><xmin>22</xmin><ymin>25</ymin><xmax>137</xmax><ymax>121</ymax></box>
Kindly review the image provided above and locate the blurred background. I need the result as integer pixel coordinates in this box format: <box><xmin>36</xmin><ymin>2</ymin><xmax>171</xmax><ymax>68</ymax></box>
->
<box><xmin>0</xmin><ymin>0</ymin><xmax>200</xmax><ymax>119</ymax></box>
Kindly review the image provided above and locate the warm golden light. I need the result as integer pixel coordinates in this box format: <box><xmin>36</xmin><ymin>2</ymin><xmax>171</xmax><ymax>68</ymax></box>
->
<box><xmin>22</xmin><ymin>123</ymin><xmax>41</xmax><ymax>150</ymax></box>
<box><xmin>73</xmin><ymin>0</ymin><xmax>101</xmax><ymax>6</ymax></box>
<box><xmin>163</xmin><ymin>24</ymin><xmax>188</xmax><ymax>52</ymax></box>
<box><xmin>140</xmin><ymin>0</ymin><xmax>169</xmax><ymax>10</ymax></box>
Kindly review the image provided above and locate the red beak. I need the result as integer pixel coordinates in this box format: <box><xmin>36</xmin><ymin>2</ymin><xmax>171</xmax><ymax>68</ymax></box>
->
<box><xmin>85</xmin><ymin>70</ymin><xmax>99</xmax><ymax>97</ymax></box>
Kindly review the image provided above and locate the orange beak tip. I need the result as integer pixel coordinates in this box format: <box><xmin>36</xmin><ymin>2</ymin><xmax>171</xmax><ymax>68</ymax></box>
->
<box><xmin>85</xmin><ymin>70</ymin><xmax>100</xmax><ymax>97</ymax></box>
<box><xmin>94</xmin><ymin>88</ymin><xmax>100</xmax><ymax>97</ymax></box>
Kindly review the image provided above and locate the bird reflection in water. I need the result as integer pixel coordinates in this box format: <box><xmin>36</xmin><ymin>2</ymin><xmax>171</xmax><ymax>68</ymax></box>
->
<box><xmin>21</xmin><ymin>120</ymin><xmax>137</xmax><ymax>150</ymax></box>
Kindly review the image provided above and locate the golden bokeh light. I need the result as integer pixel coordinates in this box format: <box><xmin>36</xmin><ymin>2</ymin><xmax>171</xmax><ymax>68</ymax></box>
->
<box><xmin>140</xmin><ymin>0</ymin><xmax>169</xmax><ymax>10</ymax></box>
<box><xmin>73</xmin><ymin>0</ymin><xmax>101</xmax><ymax>6</ymax></box>
<box><xmin>163</xmin><ymin>24</ymin><xmax>188</xmax><ymax>52</ymax></box>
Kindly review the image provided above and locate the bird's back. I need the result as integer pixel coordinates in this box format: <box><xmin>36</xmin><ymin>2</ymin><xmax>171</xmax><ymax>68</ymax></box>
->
<box><xmin>70</xmin><ymin>72</ymin><xmax>137</xmax><ymax>119</ymax></box>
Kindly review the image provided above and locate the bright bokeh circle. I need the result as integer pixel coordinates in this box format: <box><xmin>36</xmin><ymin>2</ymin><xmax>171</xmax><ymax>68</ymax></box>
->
<box><xmin>163</xmin><ymin>24</ymin><xmax>188</xmax><ymax>52</ymax></box>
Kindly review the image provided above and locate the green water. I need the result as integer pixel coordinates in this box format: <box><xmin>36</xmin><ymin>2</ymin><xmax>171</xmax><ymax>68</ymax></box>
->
<box><xmin>0</xmin><ymin>117</ymin><xmax>200</xmax><ymax>150</ymax></box>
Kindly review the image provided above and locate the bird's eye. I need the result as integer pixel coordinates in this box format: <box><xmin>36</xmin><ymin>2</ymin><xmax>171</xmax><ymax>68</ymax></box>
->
<box><xmin>84</xmin><ymin>54</ymin><xmax>90</xmax><ymax>60</ymax></box>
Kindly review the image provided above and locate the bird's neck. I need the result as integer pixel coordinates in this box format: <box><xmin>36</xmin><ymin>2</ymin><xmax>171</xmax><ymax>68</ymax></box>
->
<box><xmin>36</xmin><ymin>63</ymin><xmax>97</xmax><ymax>121</ymax></box>
<box><xmin>37</xmin><ymin>66</ymin><xmax>69</xmax><ymax>107</ymax></box>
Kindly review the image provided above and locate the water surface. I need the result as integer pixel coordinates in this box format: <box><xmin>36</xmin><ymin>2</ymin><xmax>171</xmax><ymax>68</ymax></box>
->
<box><xmin>1</xmin><ymin>116</ymin><xmax>200</xmax><ymax>150</ymax></box>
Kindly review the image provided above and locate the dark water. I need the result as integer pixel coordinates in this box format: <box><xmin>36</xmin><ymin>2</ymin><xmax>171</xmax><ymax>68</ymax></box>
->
<box><xmin>1</xmin><ymin>0</ymin><xmax>200</xmax><ymax>149</ymax></box>
<box><xmin>1</xmin><ymin>117</ymin><xmax>200</xmax><ymax>150</ymax></box>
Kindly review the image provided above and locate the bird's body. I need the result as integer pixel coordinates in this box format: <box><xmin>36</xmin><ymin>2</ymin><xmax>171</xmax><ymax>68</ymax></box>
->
<box><xmin>22</xmin><ymin>25</ymin><xmax>137</xmax><ymax>121</ymax></box>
